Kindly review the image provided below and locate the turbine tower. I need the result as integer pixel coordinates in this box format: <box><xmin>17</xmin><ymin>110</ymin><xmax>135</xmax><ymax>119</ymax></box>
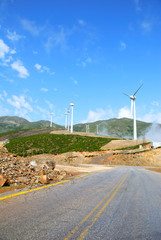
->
<box><xmin>67</xmin><ymin>109</ymin><xmax>70</xmax><ymax>131</ymax></box>
<box><xmin>65</xmin><ymin>110</ymin><xmax>68</xmax><ymax>129</ymax></box>
<box><xmin>70</xmin><ymin>103</ymin><xmax>74</xmax><ymax>133</ymax></box>
<box><xmin>50</xmin><ymin>112</ymin><xmax>54</xmax><ymax>127</ymax></box>
<box><xmin>123</xmin><ymin>84</ymin><xmax>143</xmax><ymax>140</ymax></box>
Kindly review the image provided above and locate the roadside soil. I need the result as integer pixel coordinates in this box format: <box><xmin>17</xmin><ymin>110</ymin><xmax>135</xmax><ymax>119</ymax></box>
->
<box><xmin>101</xmin><ymin>139</ymin><xmax>150</xmax><ymax>150</ymax></box>
<box><xmin>146</xmin><ymin>167</ymin><xmax>161</xmax><ymax>173</ymax></box>
<box><xmin>55</xmin><ymin>164</ymin><xmax>113</xmax><ymax>173</ymax></box>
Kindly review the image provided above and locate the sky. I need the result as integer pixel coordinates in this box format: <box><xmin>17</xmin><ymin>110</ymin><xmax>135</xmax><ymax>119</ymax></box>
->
<box><xmin>0</xmin><ymin>0</ymin><xmax>161</xmax><ymax>126</ymax></box>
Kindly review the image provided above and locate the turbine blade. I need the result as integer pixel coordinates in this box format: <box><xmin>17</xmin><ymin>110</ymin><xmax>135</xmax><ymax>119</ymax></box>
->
<box><xmin>123</xmin><ymin>92</ymin><xmax>130</xmax><ymax>98</ymax></box>
<box><xmin>133</xmin><ymin>83</ymin><xmax>143</xmax><ymax>96</ymax></box>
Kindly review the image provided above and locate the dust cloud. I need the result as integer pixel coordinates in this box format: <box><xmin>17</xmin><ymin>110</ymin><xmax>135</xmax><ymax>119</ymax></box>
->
<box><xmin>145</xmin><ymin>123</ymin><xmax>161</xmax><ymax>142</ymax></box>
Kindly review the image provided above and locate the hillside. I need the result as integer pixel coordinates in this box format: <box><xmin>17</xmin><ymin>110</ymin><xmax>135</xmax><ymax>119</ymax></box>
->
<box><xmin>0</xmin><ymin>116</ymin><xmax>156</xmax><ymax>139</ymax></box>
<box><xmin>74</xmin><ymin>118</ymin><xmax>152</xmax><ymax>139</ymax></box>
<box><xmin>0</xmin><ymin>116</ymin><xmax>63</xmax><ymax>133</ymax></box>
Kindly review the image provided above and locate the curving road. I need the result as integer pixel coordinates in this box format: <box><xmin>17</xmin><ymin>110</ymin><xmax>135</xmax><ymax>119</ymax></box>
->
<box><xmin>0</xmin><ymin>166</ymin><xmax>161</xmax><ymax>240</ymax></box>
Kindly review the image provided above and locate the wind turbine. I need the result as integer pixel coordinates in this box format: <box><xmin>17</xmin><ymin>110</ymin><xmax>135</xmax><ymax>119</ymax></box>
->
<box><xmin>67</xmin><ymin>109</ymin><xmax>70</xmax><ymax>131</ymax></box>
<box><xmin>65</xmin><ymin>109</ymin><xmax>68</xmax><ymax>129</ymax></box>
<box><xmin>70</xmin><ymin>103</ymin><xmax>74</xmax><ymax>133</ymax></box>
<box><xmin>123</xmin><ymin>84</ymin><xmax>143</xmax><ymax>140</ymax></box>
<box><xmin>50</xmin><ymin>112</ymin><xmax>54</xmax><ymax>127</ymax></box>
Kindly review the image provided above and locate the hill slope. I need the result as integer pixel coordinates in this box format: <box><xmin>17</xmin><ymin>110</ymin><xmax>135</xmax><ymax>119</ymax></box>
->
<box><xmin>0</xmin><ymin>116</ymin><xmax>63</xmax><ymax>133</ymax></box>
<box><xmin>74</xmin><ymin>118</ymin><xmax>152</xmax><ymax>138</ymax></box>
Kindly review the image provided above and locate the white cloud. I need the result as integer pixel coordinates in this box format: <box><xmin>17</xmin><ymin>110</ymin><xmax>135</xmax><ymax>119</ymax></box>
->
<box><xmin>21</xmin><ymin>19</ymin><xmax>41</xmax><ymax>36</ymax></box>
<box><xmin>35</xmin><ymin>63</ymin><xmax>42</xmax><ymax>70</ymax></box>
<box><xmin>35</xmin><ymin>63</ymin><xmax>55</xmax><ymax>75</ymax></box>
<box><xmin>40</xmin><ymin>88</ymin><xmax>48</xmax><ymax>92</ymax></box>
<box><xmin>0</xmin><ymin>39</ymin><xmax>9</xmax><ymax>59</ymax></box>
<box><xmin>78</xmin><ymin>19</ymin><xmax>86</xmax><ymax>26</ymax></box>
<box><xmin>33</xmin><ymin>51</ymin><xmax>38</xmax><ymax>54</ymax></box>
<box><xmin>0</xmin><ymin>90</ymin><xmax>7</xmax><ymax>101</ymax></box>
<box><xmin>77</xmin><ymin>57</ymin><xmax>92</xmax><ymax>67</ymax></box>
<box><xmin>3</xmin><ymin>55</ymin><xmax>13</xmax><ymax>63</ymax></box>
<box><xmin>141</xmin><ymin>21</ymin><xmax>152</xmax><ymax>33</ymax></box>
<box><xmin>119</xmin><ymin>41</ymin><xmax>127</xmax><ymax>51</ymax></box>
<box><xmin>134</xmin><ymin>0</ymin><xmax>141</xmax><ymax>12</ymax></box>
<box><xmin>140</xmin><ymin>110</ymin><xmax>161</xmax><ymax>124</ymax></box>
<box><xmin>7</xmin><ymin>30</ymin><xmax>25</xmax><ymax>41</ymax></box>
<box><xmin>45</xmin><ymin>100</ymin><xmax>54</xmax><ymax>110</ymax></box>
<box><xmin>7</xmin><ymin>95</ymin><xmax>33</xmax><ymax>111</ymax></box>
<box><xmin>45</xmin><ymin>26</ymin><xmax>67</xmax><ymax>52</ymax></box>
<box><xmin>43</xmin><ymin>66</ymin><xmax>50</xmax><ymax>73</ymax></box>
<box><xmin>0</xmin><ymin>94</ymin><xmax>4</xmax><ymax>101</ymax></box>
<box><xmin>10</xmin><ymin>49</ymin><xmax>16</xmax><ymax>54</ymax></box>
<box><xmin>0</xmin><ymin>103</ymin><xmax>9</xmax><ymax>115</ymax></box>
<box><xmin>118</xmin><ymin>106</ymin><xmax>131</xmax><ymax>119</ymax></box>
<box><xmin>151</xmin><ymin>101</ymin><xmax>159</xmax><ymax>107</ymax></box>
<box><xmin>36</xmin><ymin>106</ymin><xmax>51</xmax><ymax>120</ymax></box>
<box><xmin>7</xmin><ymin>95</ymin><xmax>33</xmax><ymax>119</ymax></box>
<box><xmin>82</xmin><ymin>108</ymin><xmax>114</xmax><ymax>123</ymax></box>
<box><xmin>3</xmin><ymin>90</ymin><xmax>7</xmax><ymax>97</ymax></box>
<box><xmin>11</xmin><ymin>60</ymin><xmax>29</xmax><ymax>78</ymax></box>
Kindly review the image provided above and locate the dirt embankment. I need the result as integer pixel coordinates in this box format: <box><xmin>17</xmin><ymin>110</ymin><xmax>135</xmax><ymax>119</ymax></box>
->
<box><xmin>101</xmin><ymin>139</ymin><xmax>150</xmax><ymax>150</ymax></box>
<box><xmin>102</xmin><ymin>148</ymin><xmax>161</xmax><ymax>167</ymax></box>
<box><xmin>0</xmin><ymin>142</ymin><xmax>111</xmax><ymax>192</ymax></box>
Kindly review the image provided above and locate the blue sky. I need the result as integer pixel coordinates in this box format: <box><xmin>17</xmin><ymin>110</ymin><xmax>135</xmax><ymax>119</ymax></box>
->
<box><xmin>0</xmin><ymin>0</ymin><xmax>161</xmax><ymax>125</ymax></box>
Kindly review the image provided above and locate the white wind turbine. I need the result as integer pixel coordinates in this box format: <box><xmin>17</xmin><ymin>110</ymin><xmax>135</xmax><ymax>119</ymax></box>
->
<box><xmin>123</xmin><ymin>84</ymin><xmax>143</xmax><ymax>140</ymax></box>
<box><xmin>50</xmin><ymin>112</ymin><xmax>54</xmax><ymax>127</ymax></box>
<box><xmin>70</xmin><ymin>103</ymin><xmax>74</xmax><ymax>133</ymax></box>
<box><xmin>65</xmin><ymin>109</ymin><xmax>68</xmax><ymax>129</ymax></box>
<box><xmin>67</xmin><ymin>109</ymin><xmax>70</xmax><ymax>131</ymax></box>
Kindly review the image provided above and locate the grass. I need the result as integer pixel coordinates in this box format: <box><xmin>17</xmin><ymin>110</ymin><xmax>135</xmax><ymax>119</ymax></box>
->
<box><xmin>6</xmin><ymin>133</ymin><xmax>117</xmax><ymax>157</ymax></box>
<box><xmin>117</xmin><ymin>142</ymin><xmax>150</xmax><ymax>150</ymax></box>
<box><xmin>0</xmin><ymin>129</ymin><xmax>29</xmax><ymax>138</ymax></box>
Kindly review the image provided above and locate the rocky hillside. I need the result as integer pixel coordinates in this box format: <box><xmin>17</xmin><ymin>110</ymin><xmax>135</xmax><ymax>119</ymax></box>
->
<box><xmin>0</xmin><ymin>142</ymin><xmax>71</xmax><ymax>187</ymax></box>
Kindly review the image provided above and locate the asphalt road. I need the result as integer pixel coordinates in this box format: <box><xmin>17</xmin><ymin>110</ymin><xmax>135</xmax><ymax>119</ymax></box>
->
<box><xmin>0</xmin><ymin>166</ymin><xmax>161</xmax><ymax>240</ymax></box>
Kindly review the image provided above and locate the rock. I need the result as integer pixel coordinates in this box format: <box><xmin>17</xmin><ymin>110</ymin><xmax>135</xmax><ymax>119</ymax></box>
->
<box><xmin>40</xmin><ymin>174</ymin><xmax>50</xmax><ymax>184</ymax></box>
<box><xmin>0</xmin><ymin>174</ymin><xmax>10</xmax><ymax>187</ymax></box>
<box><xmin>46</xmin><ymin>160</ymin><xmax>55</xmax><ymax>170</ymax></box>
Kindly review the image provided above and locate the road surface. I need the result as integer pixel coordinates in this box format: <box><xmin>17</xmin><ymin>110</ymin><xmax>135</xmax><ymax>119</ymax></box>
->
<box><xmin>0</xmin><ymin>166</ymin><xmax>161</xmax><ymax>240</ymax></box>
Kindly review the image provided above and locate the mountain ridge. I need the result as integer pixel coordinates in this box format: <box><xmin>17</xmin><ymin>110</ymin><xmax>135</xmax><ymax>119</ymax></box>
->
<box><xmin>0</xmin><ymin>116</ymin><xmax>63</xmax><ymax>133</ymax></box>
<box><xmin>0</xmin><ymin>116</ymin><xmax>158</xmax><ymax>139</ymax></box>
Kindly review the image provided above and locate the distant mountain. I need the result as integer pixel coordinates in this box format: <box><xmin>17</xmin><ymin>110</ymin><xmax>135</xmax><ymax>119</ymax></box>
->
<box><xmin>74</xmin><ymin>118</ymin><xmax>153</xmax><ymax>139</ymax></box>
<box><xmin>0</xmin><ymin>116</ymin><xmax>157</xmax><ymax>139</ymax></box>
<box><xmin>0</xmin><ymin>116</ymin><xmax>63</xmax><ymax>133</ymax></box>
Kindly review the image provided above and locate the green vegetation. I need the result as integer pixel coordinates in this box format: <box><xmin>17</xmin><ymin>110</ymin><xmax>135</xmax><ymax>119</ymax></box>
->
<box><xmin>0</xmin><ymin>129</ymin><xmax>28</xmax><ymax>138</ymax></box>
<box><xmin>117</xmin><ymin>142</ymin><xmax>150</xmax><ymax>150</ymax></box>
<box><xmin>6</xmin><ymin>133</ymin><xmax>116</xmax><ymax>157</ymax></box>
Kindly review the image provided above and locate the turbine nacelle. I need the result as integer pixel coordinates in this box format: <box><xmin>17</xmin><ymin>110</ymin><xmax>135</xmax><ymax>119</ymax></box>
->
<box><xmin>130</xmin><ymin>95</ymin><xmax>136</xmax><ymax>100</ymax></box>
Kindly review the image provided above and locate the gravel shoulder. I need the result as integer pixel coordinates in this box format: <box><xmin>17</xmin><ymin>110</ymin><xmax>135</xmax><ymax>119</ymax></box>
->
<box><xmin>55</xmin><ymin>164</ymin><xmax>113</xmax><ymax>173</ymax></box>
